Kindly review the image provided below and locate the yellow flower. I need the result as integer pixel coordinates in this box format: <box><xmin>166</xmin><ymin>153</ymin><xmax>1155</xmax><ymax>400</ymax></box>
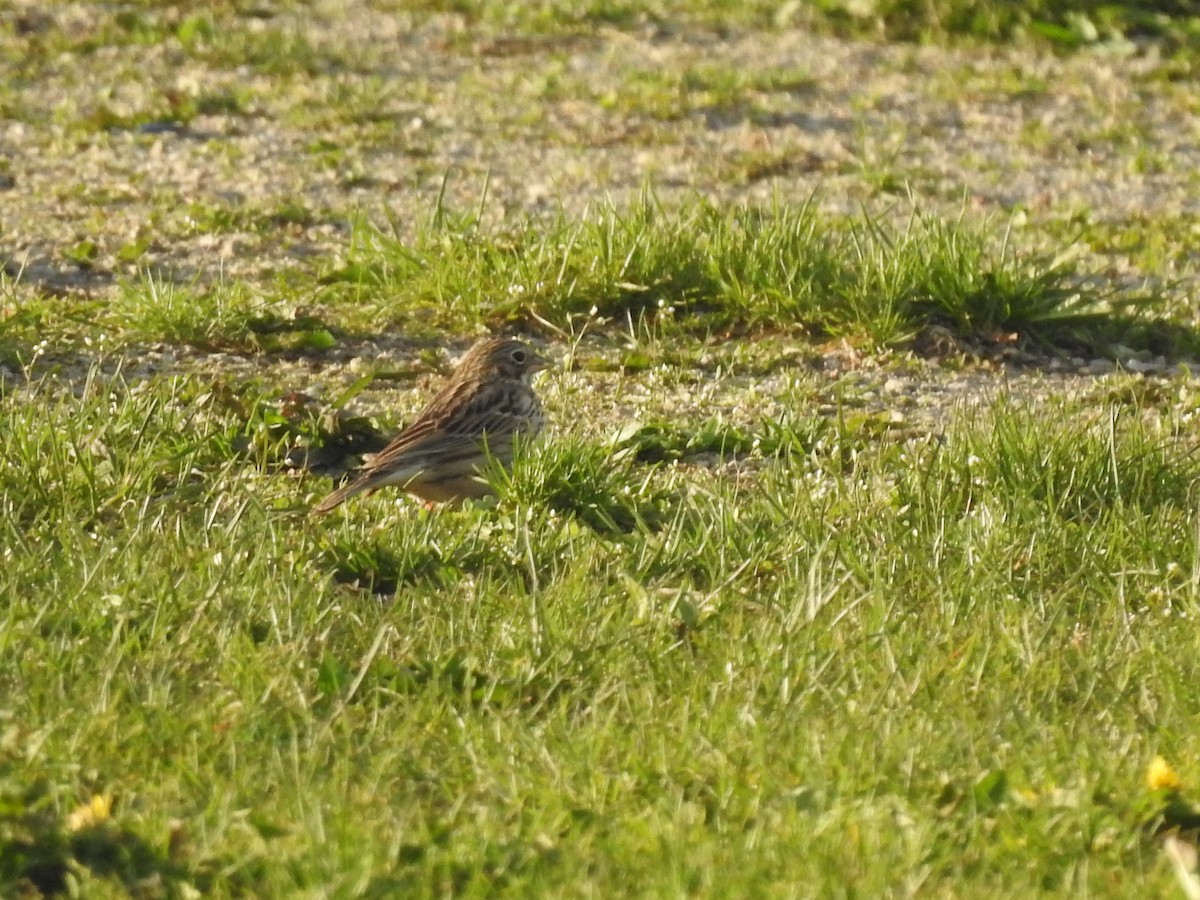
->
<box><xmin>66</xmin><ymin>793</ymin><xmax>113</xmax><ymax>832</ymax></box>
<box><xmin>1148</xmin><ymin>756</ymin><xmax>1184</xmax><ymax>792</ymax></box>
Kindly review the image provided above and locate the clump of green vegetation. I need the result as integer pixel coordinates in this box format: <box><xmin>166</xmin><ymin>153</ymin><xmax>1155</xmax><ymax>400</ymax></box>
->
<box><xmin>323</xmin><ymin>191</ymin><xmax>1156</xmax><ymax>352</ymax></box>
<box><xmin>402</xmin><ymin>0</ymin><xmax>1200</xmax><ymax>53</ymax></box>
<box><xmin>18</xmin><ymin>0</ymin><xmax>1199</xmax><ymax>61</ymax></box>
<box><xmin>595</xmin><ymin>63</ymin><xmax>816</xmax><ymax>122</ymax></box>
<box><xmin>496</xmin><ymin>434</ymin><xmax>677</xmax><ymax>535</ymax></box>
<box><xmin>7</xmin><ymin>189</ymin><xmax>1192</xmax><ymax>359</ymax></box>
<box><xmin>107</xmin><ymin>275</ymin><xmax>336</xmax><ymax>353</ymax></box>
<box><xmin>817</xmin><ymin>0</ymin><xmax>1200</xmax><ymax>49</ymax></box>
<box><xmin>896</xmin><ymin>400</ymin><xmax>1199</xmax><ymax>528</ymax></box>
<box><xmin>0</xmin><ymin>271</ymin><xmax>31</xmax><ymax>367</ymax></box>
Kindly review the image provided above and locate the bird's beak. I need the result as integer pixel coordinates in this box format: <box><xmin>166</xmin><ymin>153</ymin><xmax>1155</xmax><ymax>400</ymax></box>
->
<box><xmin>528</xmin><ymin>353</ymin><xmax>549</xmax><ymax>373</ymax></box>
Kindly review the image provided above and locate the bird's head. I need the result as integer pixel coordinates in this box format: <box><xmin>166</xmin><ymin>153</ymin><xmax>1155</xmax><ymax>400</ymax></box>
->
<box><xmin>461</xmin><ymin>336</ymin><xmax>547</xmax><ymax>382</ymax></box>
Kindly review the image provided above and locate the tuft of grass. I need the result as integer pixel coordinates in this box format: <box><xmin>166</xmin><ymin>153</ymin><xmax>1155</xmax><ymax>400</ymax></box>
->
<box><xmin>403</xmin><ymin>0</ymin><xmax>1200</xmax><ymax>54</ymax></box>
<box><xmin>896</xmin><ymin>400</ymin><xmax>1200</xmax><ymax>530</ymax></box>
<box><xmin>611</xmin><ymin>414</ymin><xmax>832</xmax><ymax>464</ymax></box>
<box><xmin>322</xmin><ymin>191</ymin><xmax>1145</xmax><ymax>351</ymax></box>
<box><xmin>106</xmin><ymin>275</ymin><xmax>263</xmax><ymax>351</ymax></box>
<box><xmin>496</xmin><ymin>434</ymin><xmax>677</xmax><ymax>535</ymax></box>
<box><xmin>596</xmin><ymin>63</ymin><xmax>816</xmax><ymax>123</ymax></box>
<box><xmin>107</xmin><ymin>274</ymin><xmax>337</xmax><ymax>353</ymax></box>
<box><xmin>0</xmin><ymin>370</ymin><xmax>256</xmax><ymax>533</ymax></box>
<box><xmin>0</xmin><ymin>271</ymin><xmax>30</xmax><ymax>367</ymax></box>
<box><xmin>18</xmin><ymin>5</ymin><xmax>373</xmax><ymax>78</ymax></box>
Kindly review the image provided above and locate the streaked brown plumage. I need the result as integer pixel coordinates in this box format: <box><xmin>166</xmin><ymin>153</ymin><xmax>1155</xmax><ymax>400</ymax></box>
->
<box><xmin>312</xmin><ymin>336</ymin><xmax>547</xmax><ymax>514</ymax></box>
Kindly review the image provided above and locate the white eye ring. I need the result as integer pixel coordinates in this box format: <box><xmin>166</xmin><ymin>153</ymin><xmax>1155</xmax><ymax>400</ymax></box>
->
<box><xmin>511</xmin><ymin>349</ymin><xmax>527</xmax><ymax>364</ymax></box>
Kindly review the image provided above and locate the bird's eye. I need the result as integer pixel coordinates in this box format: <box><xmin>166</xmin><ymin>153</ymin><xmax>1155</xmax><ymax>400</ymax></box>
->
<box><xmin>511</xmin><ymin>349</ymin><xmax>527</xmax><ymax>364</ymax></box>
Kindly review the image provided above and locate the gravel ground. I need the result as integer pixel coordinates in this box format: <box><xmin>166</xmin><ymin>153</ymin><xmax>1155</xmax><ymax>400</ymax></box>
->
<box><xmin>3</xmin><ymin>2</ymin><xmax>1200</xmax><ymax>431</ymax></box>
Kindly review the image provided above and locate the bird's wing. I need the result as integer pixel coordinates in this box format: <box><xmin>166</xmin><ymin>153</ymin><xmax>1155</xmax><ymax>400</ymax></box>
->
<box><xmin>355</xmin><ymin>380</ymin><xmax>529</xmax><ymax>477</ymax></box>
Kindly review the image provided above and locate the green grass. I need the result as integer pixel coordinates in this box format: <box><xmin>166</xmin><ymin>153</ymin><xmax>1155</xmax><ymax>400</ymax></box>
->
<box><xmin>320</xmin><ymin>191</ymin><xmax>1167</xmax><ymax>353</ymax></box>
<box><xmin>6</xmin><ymin>1</ymin><xmax>1200</xmax><ymax>894</ymax></box>
<box><xmin>401</xmin><ymin>0</ymin><xmax>1200</xmax><ymax>53</ymax></box>
<box><xmin>10</xmin><ymin>190</ymin><xmax>1187</xmax><ymax>360</ymax></box>
<box><xmin>8</xmin><ymin>4</ymin><xmax>375</xmax><ymax>78</ymax></box>
<box><xmin>2</xmin><ymin>365</ymin><xmax>1199</xmax><ymax>895</ymax></box>
<box><xmin>0</xmin><ymin>271</ymin><xmax>30</xmax><ymax>367</ymax></box>
<box><xmin>8</xmin><ymin>2</ymin><xmax>1200</xmax><ymax>92</ymax></box>
<box><xmin>103</xmin><ymin>276</ymin><xmax>326</xmax><ymax>354</ymax></box>
<box><xmin>590</xmin><ymin>64</ymin><xmax>816</xmax><ymax>123</ymax></box>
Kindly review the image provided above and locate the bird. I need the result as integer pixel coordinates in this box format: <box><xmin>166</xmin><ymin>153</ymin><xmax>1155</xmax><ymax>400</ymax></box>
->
<box><xmin>311</xmin><ymin>336</ymin><xmax>547</xmax><ymax>514</ymax></box>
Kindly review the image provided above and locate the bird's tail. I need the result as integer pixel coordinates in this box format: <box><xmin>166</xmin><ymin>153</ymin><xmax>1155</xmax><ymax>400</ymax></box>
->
<box><xmin>310</xmin><ymin>477</ymin><xmax>370</xmax><ymax>516</ymax></box>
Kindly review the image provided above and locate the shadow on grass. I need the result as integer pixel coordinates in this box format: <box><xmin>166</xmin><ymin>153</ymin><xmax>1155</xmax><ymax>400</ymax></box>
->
<box><xmin>910</xmin><ymin>307</ymin><xmax>1200</xmax><ymax>367</ymax></box>
<box><xmin>317</xmin><ymin>534</ymin><xmax>461</xmax><ymax>596</ymax></box>
<box><xmin>314</xmin><ymin>649</ymin><xmax>577</xmax><ymax>715</ymax></box>
<box><xmin>0</xmin><ymin>775</ymin><xmax>268</xmax><ymax>897</ymax></box>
